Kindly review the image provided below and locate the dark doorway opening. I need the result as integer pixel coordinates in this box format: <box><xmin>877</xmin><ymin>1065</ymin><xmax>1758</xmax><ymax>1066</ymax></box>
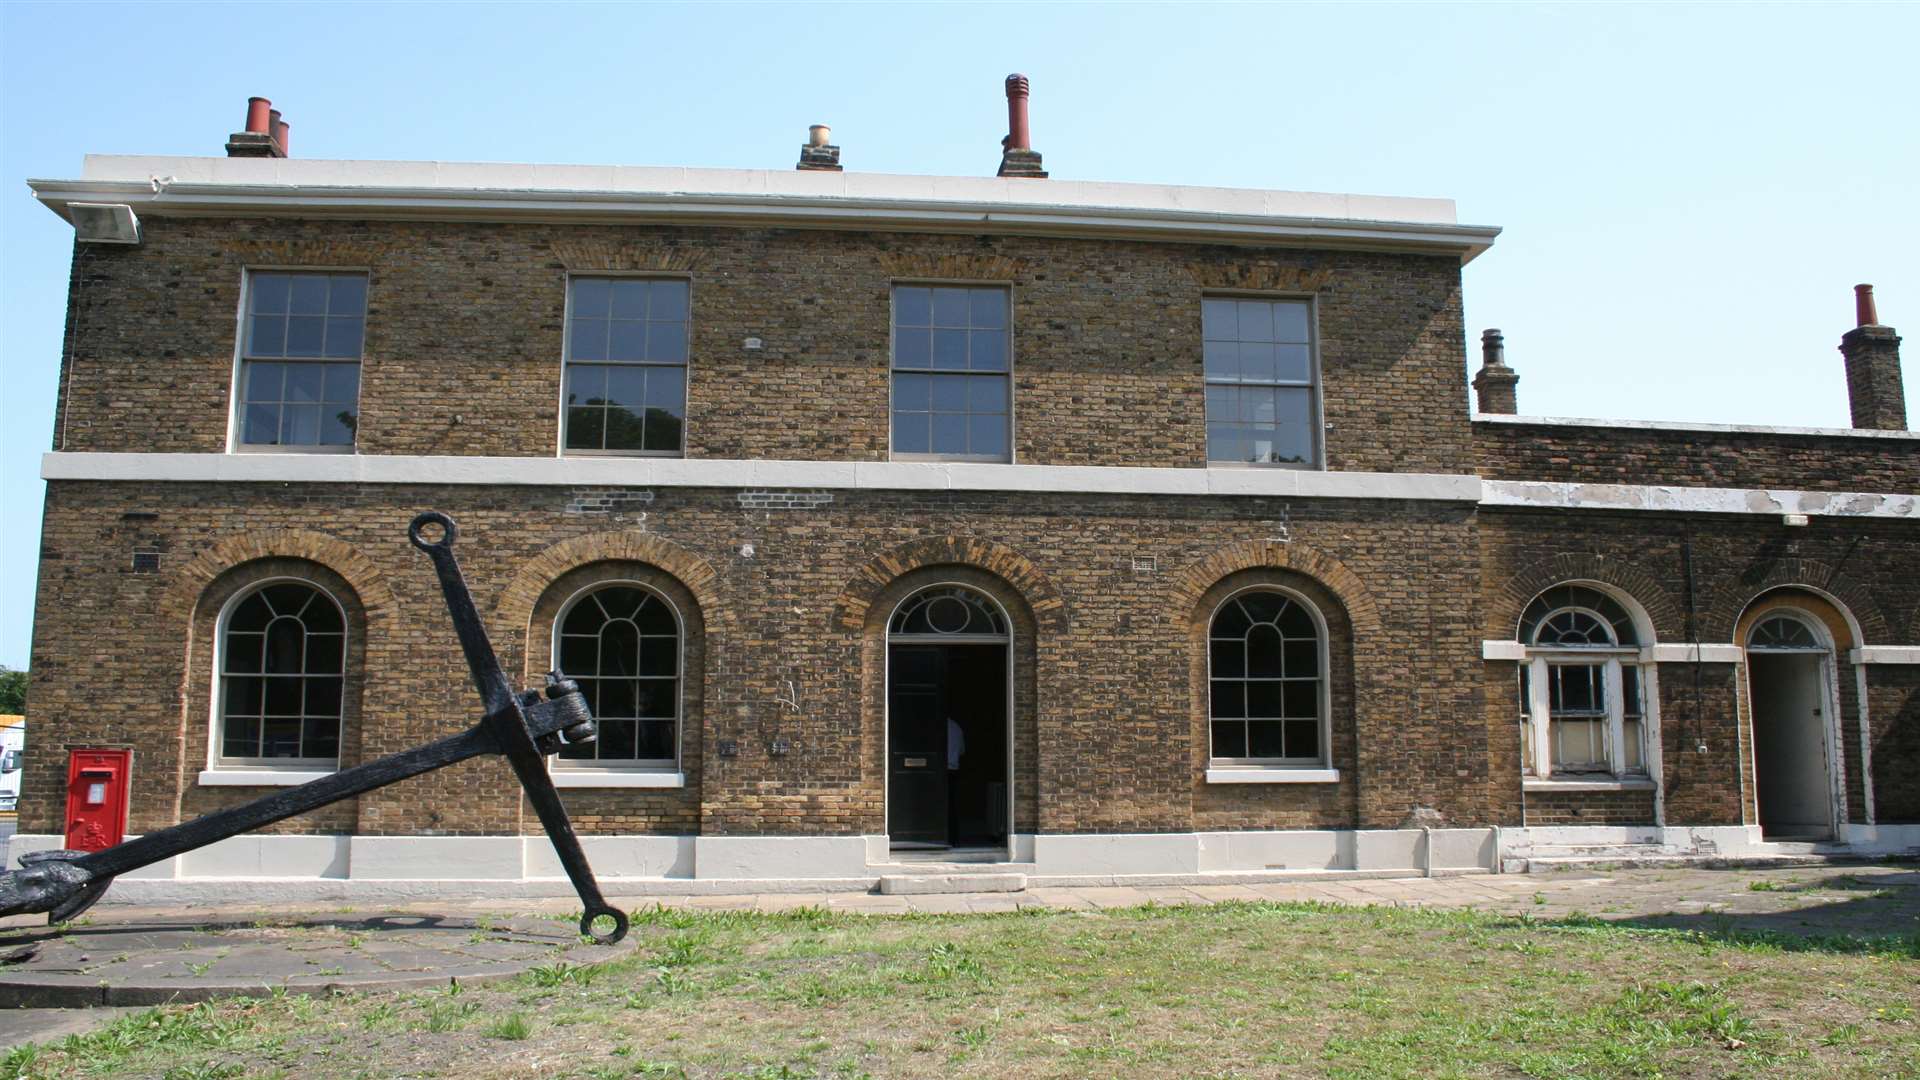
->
<box><xmin>887</xmin><ymin>643</ymin><xmax>1007</xmax><ymax>850</ymax></box>
<box><xmin>1749</xmin><ymin>652</ymin><xmax>1833</xmax><ymax>840</ymax></box>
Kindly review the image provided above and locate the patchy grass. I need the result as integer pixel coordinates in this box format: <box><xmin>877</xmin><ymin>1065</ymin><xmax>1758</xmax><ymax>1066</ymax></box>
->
<box><xmin>6</xmin><ymin>902</ymin><xmax>1916</xmax><ymax>1078</ymax></box>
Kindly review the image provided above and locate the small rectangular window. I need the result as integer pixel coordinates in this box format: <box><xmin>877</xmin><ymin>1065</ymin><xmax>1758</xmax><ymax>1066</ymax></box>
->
<box><xmin>1202</xmin><ymin>296</ymin><xmax>1318</xmax><ymax>466</ymax></box>
<box><xmin>563</xmin><ymin>277</ymin><xmax>689</xmax><ymax>455</ymax></box>
<box><xmin>891</xmin><ymin>284</ymin><xmax>1011</xmax><ymax>461</ymax></box>
<box><xmin>237</xmin><ymin>271</ymin><xmax>366</xmax><ymax>449</ymax></box>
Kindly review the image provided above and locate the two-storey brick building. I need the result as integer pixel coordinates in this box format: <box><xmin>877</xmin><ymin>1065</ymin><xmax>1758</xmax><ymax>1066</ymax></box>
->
<box><xmin>9</xmin><ymin>93</ymin><xmax>1916</xmax><ymax>899</ymax></box>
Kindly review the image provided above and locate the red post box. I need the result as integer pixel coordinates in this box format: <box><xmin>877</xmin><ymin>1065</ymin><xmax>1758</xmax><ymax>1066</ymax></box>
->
<box><xmin>65</xmin><ymin>749</ymin><xmax>131</xmax><ymax>852</ymax></box>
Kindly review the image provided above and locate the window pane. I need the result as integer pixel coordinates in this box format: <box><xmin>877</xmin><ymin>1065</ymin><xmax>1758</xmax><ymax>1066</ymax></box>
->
<box><xmin>643</xmin><ymin>403</ymin><xmax>683</xmax><ymax>452</ymax></box>
<box><xmin>1273</xmin><ymin>302</ymin><xmax>1311</xmax><ymax>343</ymax></box>
<box><xmin>1202</xmin><ymin>298</ymin><xmax>1237</xmax><ymax>340</ymax></box>
<box><xmin>932</xmin><ymin>288</ymin><xmax>970</xmax><ymax>326</ymax></box>
<box><xmin>566</xmin><ymin>364</ymin><xmax>606</xmax><ymax>405</ymax></box>
<box><xmin>305</xmin><ymin>676</ymin><xmax>342</xmax><ymax>719</ymax></box>
<box><xmin>1275</xmin><ymin>344</ymin><xmax>1312</xmax><ymax>383</ymax></box>
<box><xmin>969</xmin><ymin>330</ymin><xmax>1008</xmax><ymax>371</ymax></box>
<box><xmin>931</xmin><ymin>412</ymin><xmax>967</xmax><ymax>454</ymax></box>
<box><xmin>969</xmin><ymin>375</ymin><xmax>1008</xmax><ymax>412</ymax></box>
<box><xmin>604</xmin><ymin>366</ymin><xmax>646</xmax><ymax>408</ymax></box>
<box><xmin>322</xmin><ymin>363</ymin><xmax>360</xmax><ymax>404</ymax></box>
<box><xmin>288</xmin><ymin>275</ymin><xmax>329</xmax><ymax>315</ymax></box>
<box><xmin>1283</xmin><ymin>680</ymin><xmax>1317</xmax><ymax>718</ymax></box>
<box><xmin>1285</xmin><ymin>719</ymin><xmax>1319</xmax><ymax>760</ymax></box>
<box><xmin>604</xmin><ymin>404</ymin><xmax>647</xmax><ymax>451</ymax></box>
<box><xmin>931</xmin><ymin>329</ymin><xmax>968</xmax><ymax>369</ymax></box>
<box><xmin>251</xmin><ymin>274</ymin><xmax>290</xmax><ymax>315</ymax></box>
<box><xmin>894</xmin><ymin>329</ymin><xmax>931</xmax><ymax>368</ymax></box>
<box><xmin>599</xmin><ymin>678</ymin><xmax>637</xmax><ymax>718</ymax></box>
<box><xmin>245</xmin><ymin>362</ymin><xmax>284</xmax><ymax>403</ymax></box>
<box><xmin>559</xmin><ymin>635</ymin><xmax>596</xmax><ymax>676</ymax></box>
<box><xmin>566</xmin><ymin>407</ymin><xmax>605</xmax><ymax>450</ymax></box>
<box><xmin>302</xmin><ymin>717</ymin><xmax>339</xmax><ymax>760</ymax></box>
<box><xmin>285</xmin><ymin>316</ymin><xmax>325</xmax><ymax>357</ymax></box>
<box><xmin>1238</xmin><ymin>342</ymin><xmax>1277</xmax><ymax>384</ymax></box>
<box><xmin>637</xmin><ymin>679</ymin><xmax>676</xmax><ymax>718</ymax></box>
<box><xmin>244</xmin><ymin>404</ymin><xmax>280</xmax><ymax>445</ymax></box>
<box><xmin>893</xmin><ymin>412</ymin><xmax>929</xmax><ymax>454</ymax></box>
<box><xmin>637</xmin><ymin>720</ymin><xmax>675</xmax><ymax>760</ymax></box>
<box><xmin>285</xmin><ymin>364</ymin><xmax>324</xmax><ymax>404</ymax></box>
<box><xmin>1623</xmin><ymin>719</ymin><xmax>1644</xmax><ymax>772</ymax></box>
<box><xmin>650</xmin><ymin>279</ymin><xmax>689</xmax><ymax>320</ymax></box>
<box><xmin>969</xmin><ymin>288</ymin><xmax>1007</xmax><ymax>328</ymax></box>
<box><xmin>608</xmin><ymin>280</ymin><xmax>648</xmax><ymax>319</ymax></box>
<box><xmin>282</xmin><ymin>405</ymin><xmax>320</xmax><ymax>445</ymax></box>
<box><xmin>645</xmin><ymin>366</ymin><xmax>685</xmax><ymax>409</ymax></box>
<box><xmin>570</xmin><ymin>318</ymin><xmax>608</xmax><ymax>362</ymax></box>
<box><xmin>598</xmin><ymin>719</ymin><xmax>638</xmax><ymax>760</ymax></box>
<box><xmin>931</xmin><ymin>374</ymin><xmax>969</xmax><ymax>412</ymax></box>
<box><xmin>265</xmin><ymin>676</ymin><xmax>302</xmax><ymax>716</ymax></box>
<box><xmin>328</xmin><ymin>275</ymin><xmax>367</xmax><ymax>315</ymax></box>
<box><xmin>1211</xmin><ymin>720</ymin><xmax>1247</xmax><ymax>758</ymax></box>
<box><xmin>1248</xmin><ymin>721</ymin><xmax>1286</xmax><ymax>758</ymax></box>
<box><xmin>968</xmin><ymin>414</ymin><xmax>1006</xmax><ymax>456</ymax></box>
<box><xmin>248</xmin><ymin>315</ymin><xmax>287</xmax><ymax>357</ymax></box>
<box><xmin>1209</xmin><ymin>680</ymin><xmax>1243</xmax><ymax>719</ymax></box>
<box><xmin>305</xmin><ymin>632</ymin><xmax>343</xmax><ymax>672</ymax></box>
<box><xmin>224</xmin><ymin>675</ymin><xmax>262</xmax><ymax>715</ymax></box>
<box><xmin>893</xmin><ymin>373</ymin><xmax>929</xmax><ymax>411</ymax></box>
<box><xmin>639</xmin><ymin>642</ymin><xmax>676</xmax><ymax>676</ymax></box>
<box><xmin>1203</xmin><ymin>340</ymin><xmax>1239</xmax><ymax>381</ymax></box>
<box><xmin>1236</xmin><ymin>300</ymin><xmax>1274</xmax><ymax>341</ymax></box>
<box><xmin>1206</xmin><ymin>424</ymin><xmax>1244</xmax><ymax>463</ymax></box>
<box><xmin>571</xmin><ymin>279</ymin><xmax>611</xmax><ymax>318</ymax></box>
<box><xmin>1283</xmin><ymin>639</ymin><xmax>1318</xmax><ymax>678</ymax></box>
<box><xmin>607</xmin><ymin>320</ymin><xmax>647</xmax><ymax>362</ymax></box>
<box><xmin>894</xmin><ymin>286</ymin><xmax>931</xmax><ymax>327</ymax></box>
<box><xmin>1246</xmin><ymin>625</ymin><xmax>1283</xmax><ymax>677</ymax></box>
<box><xmin>646</xmin><ymin>321</ymin><xmax>688</xmax><ymax>363</ymax></box>
<box><xmin>1210</xmin><ymin>640</ymin><xmax>1244</xmax><ymax>678</ymax></box>
<box><xmin>1246</xmin><ymin>680</ymin><xmax>1282</xmax><ymax>718</ymax></box>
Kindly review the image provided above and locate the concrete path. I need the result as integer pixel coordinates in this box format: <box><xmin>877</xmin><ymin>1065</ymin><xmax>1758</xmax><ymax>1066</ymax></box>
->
<box><xmin>2</xmin><ymin>862</ymin><xmax>1913</xmax><ymax>1049</ymax></box>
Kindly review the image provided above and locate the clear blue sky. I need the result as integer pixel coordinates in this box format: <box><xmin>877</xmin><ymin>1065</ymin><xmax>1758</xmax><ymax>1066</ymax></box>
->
<box><xmin>2</xmin><ymin>2</ymin><xmax>1915</xmax><ymax>669</ymax></box>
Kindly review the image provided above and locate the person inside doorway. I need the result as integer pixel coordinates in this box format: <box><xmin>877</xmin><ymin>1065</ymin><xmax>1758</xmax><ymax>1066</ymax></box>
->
<box><xmin>946</xmin><ymin>716</ymin><xmax>965</xmax><ymax>843</ymax></box>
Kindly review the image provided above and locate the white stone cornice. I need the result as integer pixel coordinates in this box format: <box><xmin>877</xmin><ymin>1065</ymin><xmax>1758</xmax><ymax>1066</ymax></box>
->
<box><xmin>1480</xmin><ymin>480</ymin><xmax>1916</xmax><ymax>520</ymax></box>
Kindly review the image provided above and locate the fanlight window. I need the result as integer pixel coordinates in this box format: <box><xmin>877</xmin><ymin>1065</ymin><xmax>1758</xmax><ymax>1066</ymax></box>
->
<box><xmin>219</xmin><ymin>582</ymin><xmax>345</xmax><ymax>764</ymax></box>
<box><xmin>889</xmin><ymin>586</ymin><xmax>1008</xmax><ymax>639</ymax></box>
<box><xmin>1208</xmin><ymin>590</ymin><xmax>1324</xmax><ymax>763</ymax></box>
<box><xmin>555</xmin><ymin>585</ymin><xmax>679</xmax><ymax>765</ymax></box>
<box><xmin>1749</xmin><ymin>615</ymin><xmax>1823</xmax><ymax>651</ymax></box>
<box><xmin>1519</xmin><ymin>585</ymin><xmax>1640</xmax><ymax>647</ymax></box>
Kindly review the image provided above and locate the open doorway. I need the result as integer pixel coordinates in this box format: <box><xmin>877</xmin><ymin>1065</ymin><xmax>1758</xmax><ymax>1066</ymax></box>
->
<box><xmin>886</xmin><ymin>586</ymin><xmax>1010</xmax><ymax>852</ymax></box>
<box><xmin>1746</xmin><ymin>613</ymin><xmax>1836</xmax><ymax>840</ymax></box>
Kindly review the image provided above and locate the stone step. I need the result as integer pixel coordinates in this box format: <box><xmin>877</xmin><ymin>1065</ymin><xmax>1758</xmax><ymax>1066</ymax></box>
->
<box><xmin>876</xmin><ymin>872</ymin><xmax>1029</xmax><ymax>896</ymax></box>
<box><xmin>1520</xmin><ymin>852</ymin><xmax>1840</xmax><ymax>874</ymax></box>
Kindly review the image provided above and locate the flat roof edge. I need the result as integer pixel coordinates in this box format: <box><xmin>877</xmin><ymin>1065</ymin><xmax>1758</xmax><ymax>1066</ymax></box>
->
<box><xmin>1473</xmin><ymin>413</ymin><xmax>1920</xmax><ymax>441</ymax></box>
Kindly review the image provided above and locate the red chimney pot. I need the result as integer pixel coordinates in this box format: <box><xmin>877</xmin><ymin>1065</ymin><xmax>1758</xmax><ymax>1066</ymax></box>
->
<box><xmin>245</xmin><ymin>97</ymin><xmax>272</xmax><ymax>135</ymax></box>
<box><xmin>1855</xmin><ymin>283</ymin><xmax>1878</xmax><ymax>328</ymax></box>
<box><xmin>1004</xmin><ymin>73</ymin><xmax>1031</xmax><ymax>151</ymax></box>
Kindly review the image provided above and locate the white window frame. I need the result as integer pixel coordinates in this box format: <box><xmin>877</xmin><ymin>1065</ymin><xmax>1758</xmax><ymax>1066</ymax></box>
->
<box><xmin>1520</xmin><ymin>598</ymin><xmax>1653</xmax><ymax>783</ymax></box>
<box><xmin>208</xmin><ymin>577</ymin><xmax>347</xmax><ymax>775</ymax></box>
<box><xmin>229</xmin><ymin>267</ymin><xmax>369</xmax><ymax>455</ymax></box>
<box><xmin>888</xmin><ymin>281</ymin><xmax>1015</xmax><ymax>464</ymax></box>
<box><xmin>557</xmin><ymin>273</ymin><xmax>692</xmax><ymax>459</ymax></box>
<box><xmin>1201</xmin><ymin>293</ymin><xmax>1324</xmax><ymax>470</ymax></box>
<box><xmin>549</xmin><ymin>580</ymin><xmax>684</xmax><ymax>775</ymax></box>
<box><xmin>1205</xmin><ymin>584</ymin><xmax>1332</xmax><ymax>771</ymax></box>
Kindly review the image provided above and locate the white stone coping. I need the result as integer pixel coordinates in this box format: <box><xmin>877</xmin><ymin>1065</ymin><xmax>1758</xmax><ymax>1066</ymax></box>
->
<box><xmin>1522</xmin><ymin>778</ymin><xmax>1657</xmax><ymax>793</ymax></box>
<box><xmin>1474</xmin><ymin>413</ymin><xmax>1920</xmax><ymax>441</ymax></box>
<box><xmin>1493</xmin><ymin>642</ymin><xmax>1920</xmax><ymax>664</ymax></box>
<box><xmin>198</xmin><ymin>769</ymin><xmax>330</xmax><ymax>787</ymax></box>
<box><xmin>40</xmin><ymin>453</ymin><xmax>1920</xmax><ymax>519</ymax></box>
<box><xmin>1204</xmin><ymin>767</ymin><xmax>1340</xmax><ymax>785</ymax></box>
<box><xmin>29</xmin><ymin>156</ymin><xmax>1497</xmax><ymax>261</ymax></box>
<box><xmin>1646</xmin><ymin>644</ymin><xmax>1747</xmax><ymax>664</ymax></box>
<box><xmin>551</xmin><ymin>770</ymin><xmax>685</xmax><ymax>789</ymax></box>
<box><xmin>1852</xmin><ymin>647</ymin><xmax>1920</xmax><ymax>665</ymax></box>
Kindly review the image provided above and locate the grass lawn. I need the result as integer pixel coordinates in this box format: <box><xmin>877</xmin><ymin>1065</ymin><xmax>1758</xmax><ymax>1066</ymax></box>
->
<box><xmin>6</xmin><ymin>901</ymin><xmax>1916</xmax><ymax>1079</ymax></box>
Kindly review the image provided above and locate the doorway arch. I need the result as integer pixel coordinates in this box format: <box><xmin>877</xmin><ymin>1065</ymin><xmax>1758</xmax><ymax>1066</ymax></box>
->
<box><xmin>885</xmin><ymin>584</ymin><xmax>1013</xmax><ymax>852</ymax></box>
<box><xmin>1743</xmin><ymin>608</ymin><xmax>1841</xmax><ymax>840</ymax></box>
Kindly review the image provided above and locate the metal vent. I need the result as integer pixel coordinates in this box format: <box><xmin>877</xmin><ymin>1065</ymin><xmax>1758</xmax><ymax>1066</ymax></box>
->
<box><xmin>131</xmin><ymin>551</ymin><xmax>161</xmax><ymax>574</ymax></box>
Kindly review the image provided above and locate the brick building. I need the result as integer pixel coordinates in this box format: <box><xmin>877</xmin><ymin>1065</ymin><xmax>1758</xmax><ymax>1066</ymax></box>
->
<box><xmin>8</xmin><ymin>90</ymin><xmax>1916</xmax><ymax>899</ymax></box>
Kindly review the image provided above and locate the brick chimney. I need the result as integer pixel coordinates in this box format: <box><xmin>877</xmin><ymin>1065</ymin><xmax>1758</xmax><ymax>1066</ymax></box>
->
<box><xmin>1840</xmin><ymin>284</ymin><xmax>1906</xmax><ymax>430</ymax></box>
<box><xmin>797</xmin><ymin>124</ymin><xmax>841</xmax><ymax>171</ymax></box>
<box><xmin>1472</xmin><ymin>328</ymin><xmax>1519</xmax><ymax>414</ymax></box>
<box><xmin>226</xmin><ymin>96</ymin><xmax>288</xmax><ymax>158</ymax></box>
<box><xmin>996</xmin><ymin>74</ymin><xmax>1047</xmax><ymax>178</ymax></box>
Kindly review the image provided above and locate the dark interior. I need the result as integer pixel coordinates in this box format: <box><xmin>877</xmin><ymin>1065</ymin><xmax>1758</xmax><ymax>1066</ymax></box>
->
<box><xmin>887</xmin><ymin>643</ymin><xmax>1007</xmax><ymax>849</ymax></box>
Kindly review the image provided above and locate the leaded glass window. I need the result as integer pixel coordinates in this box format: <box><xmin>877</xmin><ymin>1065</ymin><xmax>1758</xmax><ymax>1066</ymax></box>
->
<box><xmin>555</xmin><ymin>586</ymin><xmax>680</xmax><ymax>766</ymax></box>
<box><xmin>1208</xmin><ymin>590</ymin><xmax>1324</xmax><ymax>763</ymax></box>
<box><xmin>1203</xmin><ymin>297</ymin><xmax>1317</xmax><ymax>465</ymax></box>
<box><xmin>891</xmin><ymin>285</ymin><xmax>1011</xmax><ymax>460</ymax></box>
<box><xmin>1748</xmin><ymin>615</ymin><xmax>1823</xmax><ymax>651</ymax></box>
<box><xmin>219</xmin><ymin>582</ymin><xmax>345</xmax><ymax>764</ymax></box>
<box><xmin>238</xmin><ymin>271</ymin><xmax>365</xmax><ymax>448</ymax></box>
<box><xmin>564</xmin><ymin>278</ymin><xmax>689</xmax><ymax>454</ymax></box>
<box><xmin>888</xmin><ymin>586</ymin><xmax>1008</xmax><ymax>640</ymax></box>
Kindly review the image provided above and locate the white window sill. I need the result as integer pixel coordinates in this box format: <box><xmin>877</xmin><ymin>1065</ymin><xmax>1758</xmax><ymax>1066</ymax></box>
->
<box><xmin>551</xmin><ymin>770</ymin><xmax>685</xmax><ymax>789</ymax></box>
<box><xmin>1523</xmin><ymin>777</ymin><xmax>1656</xmax><ymax>793</ymax></box>
<box><xmin>1205</xmin><ymin>767</ymin><xmax>1340</xmax><ymax>785</ymax></box>
<box><xmin>198</xmin><ymin>769</ymin><xmax>332</xmax><ymax>787</ymax></box>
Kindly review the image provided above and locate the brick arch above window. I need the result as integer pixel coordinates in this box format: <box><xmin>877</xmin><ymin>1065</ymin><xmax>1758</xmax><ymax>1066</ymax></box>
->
<box><xmin>162</xmin><ymin>529</ymin><xmax>397</xmax><ymax>631</ymax></box>
<box><xmin>1490</xmin><ymin>554</ymin><xmax>1684</xmax><ymax>643</ymax></box>
<box><xmin>495</xmin><ymin>531</ymin><xmax>728</xmax><ymax>640</ymax></box>
<box><xmin>1167</xmin><ymin>540</ymin><xmax>1380</xmax><ymax>642</ymax></box>
<box><xmin>1715</xmin><ymin>567</ymin><xmax>1888</xmax><ymax>648</ymax></box>
<box><xmin>829</xmin><ymin>536</ymin><xmax>1068</xmax><ymax>638</ymax></box>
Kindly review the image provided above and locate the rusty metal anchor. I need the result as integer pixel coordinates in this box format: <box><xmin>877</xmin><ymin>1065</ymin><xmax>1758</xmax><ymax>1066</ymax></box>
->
<box><xmin>0</xmin><ymin>512</ymin><xmax>630</xmax><ymax>944</ymax></box>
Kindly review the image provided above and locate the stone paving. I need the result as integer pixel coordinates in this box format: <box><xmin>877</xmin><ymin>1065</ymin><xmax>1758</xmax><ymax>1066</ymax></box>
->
<box><xmin>1</xmin><ymin>862</ymin><xmax>1913</xmax><ymax>1049</ymax></box>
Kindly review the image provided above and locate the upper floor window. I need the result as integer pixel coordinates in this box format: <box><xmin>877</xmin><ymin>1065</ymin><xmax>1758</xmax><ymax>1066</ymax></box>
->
<box><xmin>218</xmin><ymin>581</ymin><xmax>345</xmax><ymax>766</ymax></box>
<box><xmin>1203</xmin><ymin>297</ymin><xmax>1318</xmax><ymax>466</ymax></box>
<box><xmin>891</xmin><ymin>285</ymin><xmax>1011</xmax><ymax>461</ymax></box>
<box><xmin>238</xmin><ymin>271</ymin><xmax>366</xmax><ymax>449</ymax></box>
<box><xmin>1208</xmin><ymin>588</ymin><xmax>1327</xmax><ymax>765</ymax></box>
<box><xmin>1517</xmin><ymin>584</ymin><xmax>1650</xmax><ymax>779</ymax></box>
<box><xmin>564</xmin><ymin>277</ymin><xmax>688</xmax><ymax>455</ymax></box>
<box><xmin>554</xmin><ymin>584</ymin><xmax>681</xmax><ymax>768</ymax></box>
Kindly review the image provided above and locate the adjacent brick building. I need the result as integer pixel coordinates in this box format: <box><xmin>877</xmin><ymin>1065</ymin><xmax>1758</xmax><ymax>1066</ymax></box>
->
<box><xmin>8</xmin><ymin>93</ymin><xmax>1916</xmax><ymax>898</ymax></box>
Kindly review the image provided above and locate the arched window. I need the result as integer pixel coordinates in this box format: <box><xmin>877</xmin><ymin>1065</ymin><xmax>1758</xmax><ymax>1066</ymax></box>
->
<box><xmin>1208</xmin><ymin>588</ymin><xmax>1326</xmax><ymax>765</ymax></box>
<box><xmin>1748</xmin><ymin>614</ymin><xmax>1824</xmax><ymax>651</ymax></box>
<box><xmin>554</xmin><ymin>584</ymin><xmax>680</xmax><ymax>767</ymax></box>
<box><xmin>888</xmin><ymin>585</ymin><xmax>1009</xmax><ymax>640</ymax></box>
<box><xmin>1517</xmin><ymin>584</ymin><xmax>1650</xmax><ymax>779</ymax></box>
<box><xmin>219</xmin><ymin>581</ymin><xmax>345</xmax><ymax>765</ymax></box>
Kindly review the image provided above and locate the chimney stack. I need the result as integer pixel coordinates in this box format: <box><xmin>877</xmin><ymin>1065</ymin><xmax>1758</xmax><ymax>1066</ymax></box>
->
<box><xmin>1472</xmin><ymin>328</ymin><xmax>1520</xmax><ymax>414</ymax></box>
<box><xmin>1840</xmin><ymin>284</ymin><xmax>1907</xmax><ymax>430</ymax></box>
<box><xmin>797</xmin><ymin>123</ymin><xmax>841</xmax><ymax>171</ymax></box>
<box><xmin>226</xmin><ymin>96</ymin><xmax>288</xmax><ymax>158</ymax></box>
<box><xmin>996</xmin><ymin>74</ymin><xmax>1047</xmax><ymax>178</ymax></box>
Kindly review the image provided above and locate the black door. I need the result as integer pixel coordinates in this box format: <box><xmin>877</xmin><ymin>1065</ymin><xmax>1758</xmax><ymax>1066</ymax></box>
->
<box><xmin>888</xmin><ymin>645</ymin><xmax>949</xmax><ymax>847</ymax></box>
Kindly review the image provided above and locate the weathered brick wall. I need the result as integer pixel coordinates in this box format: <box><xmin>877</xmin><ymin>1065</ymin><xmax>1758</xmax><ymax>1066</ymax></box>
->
<box><xmin>1474</xmin><ymin>421</ymin><xmax>1919</xmax><ymax>493</ymax></box>
<box><xmin>51</xmin><ymin>217</ymin><xmax>1472</xmax><ymax>474</ymax></box>
<box><xmin>23</xmin><ymin>480</ymin><xmax>1488</xmax><ymax>838</ymax></box>
<box><xmin>1870</xmin><ymin>667</ymin><xmax>1920</xmax><ymax>823</ymax></box>
<box><xmin>1523</xmin><ymin>788</ymin><xmax>1655</xmax><ymax>827</ymax></box>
